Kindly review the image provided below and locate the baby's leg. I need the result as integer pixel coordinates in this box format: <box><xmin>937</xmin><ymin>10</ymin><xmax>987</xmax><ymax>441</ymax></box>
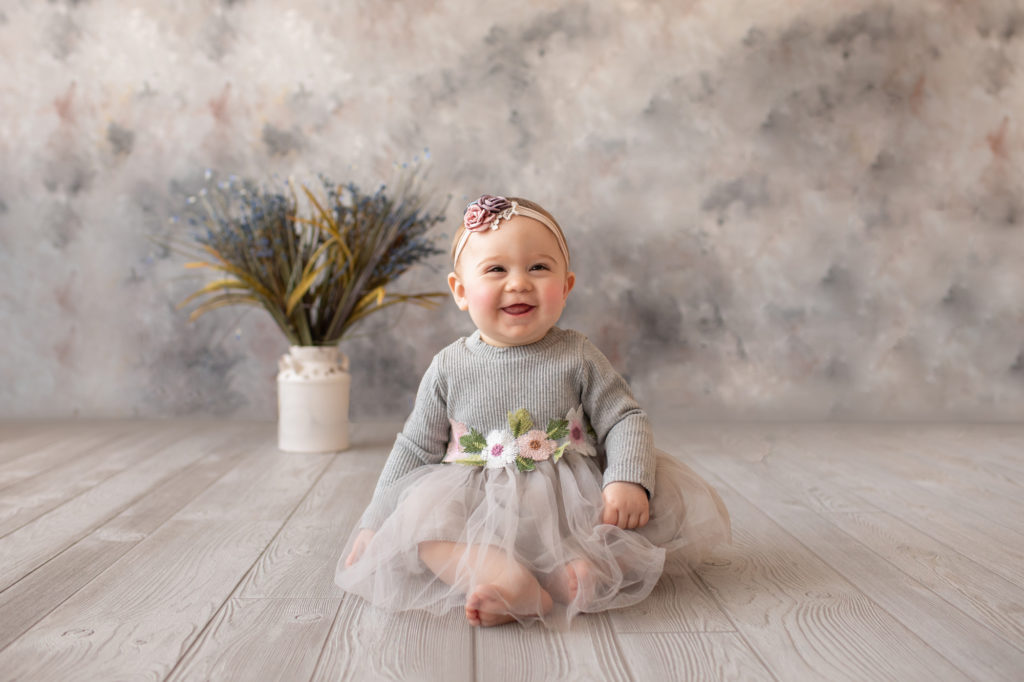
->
<box><xmin>417</xmin><ymin>541</ymin><xmax>553</xmax><ymax>627</ymax></box>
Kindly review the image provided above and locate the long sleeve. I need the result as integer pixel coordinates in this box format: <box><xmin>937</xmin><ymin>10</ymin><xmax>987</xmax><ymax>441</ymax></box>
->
<box><xmin>359</xmin><ymin>355</ymin><xmax>450</xmax><ymax>529</ymax></box>
<box><xmin>577</xmin><ymin>337</ymin><xmax>656</xmax><ymax>496</ymax></box>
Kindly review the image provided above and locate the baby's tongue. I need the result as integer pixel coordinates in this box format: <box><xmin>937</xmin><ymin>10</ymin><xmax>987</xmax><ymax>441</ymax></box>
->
<box><xmin>504</xmin><ymin>304</ymin><xmax>533</xmax><ymax>314</ymax></box>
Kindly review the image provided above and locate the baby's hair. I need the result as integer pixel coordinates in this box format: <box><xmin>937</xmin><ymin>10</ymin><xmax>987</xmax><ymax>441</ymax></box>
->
<box><xmin>450</xmin><ymin>196</ymin><xmax>570</xmax><ymax>268</ymax></box>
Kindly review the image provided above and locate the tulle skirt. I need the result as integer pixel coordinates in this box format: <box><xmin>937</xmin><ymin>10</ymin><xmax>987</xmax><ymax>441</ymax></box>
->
<box><xmin>335</xmin><ymin>449</ymin><xmax>730</xmax><ymax>629</ymax></box>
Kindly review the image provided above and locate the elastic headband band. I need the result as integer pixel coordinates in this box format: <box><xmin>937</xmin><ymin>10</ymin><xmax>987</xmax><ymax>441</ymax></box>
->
<box><xmin>454</xmin><ymin>195</ymin><xmax>570</xmax><ymax>268</ymax></box>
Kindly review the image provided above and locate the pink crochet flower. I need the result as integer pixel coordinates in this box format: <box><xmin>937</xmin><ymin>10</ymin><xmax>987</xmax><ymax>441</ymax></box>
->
<box><xmin>516</xmin><ymin>429</ymin><xmax>556</xmax><ymax>461</ymax></box>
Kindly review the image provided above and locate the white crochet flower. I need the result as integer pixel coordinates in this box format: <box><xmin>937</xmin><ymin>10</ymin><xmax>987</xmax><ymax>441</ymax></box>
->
<box><xmin>483</xmin><ymin>430</ymin><xmax>518</xmax><ymax>469</ymax></box>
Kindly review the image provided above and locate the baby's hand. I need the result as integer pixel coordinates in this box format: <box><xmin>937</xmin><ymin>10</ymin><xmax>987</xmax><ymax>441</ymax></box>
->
<box><xmin>601</xmin><ymin>481</ymin><xmax>650</xmax><ymax>530</ymax></box>
<box><xmin>344</xmin><ymin>528</ymin><xmax>376</xmax><ymax>567</ymax></box>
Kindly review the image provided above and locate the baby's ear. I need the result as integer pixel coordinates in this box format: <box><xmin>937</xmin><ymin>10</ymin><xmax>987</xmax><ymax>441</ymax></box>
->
<box><xmin>563</xmin><ymin>271</ymin><xmax>576</xmax><ymax>299</ymax></box>
<box><xmin>448</xmin><ymin>272</ymin><xmax>469</xmax><ymax>311</ymax></box>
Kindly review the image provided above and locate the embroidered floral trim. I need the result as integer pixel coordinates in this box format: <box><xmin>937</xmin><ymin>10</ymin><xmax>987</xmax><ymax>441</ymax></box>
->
<box><xmin>444</xmin><ymin>406</ymin><xmax>596</xmax><ymax>471</ymax></box>
<box><xmin>566</xmin><ymin>405</ymin><xmax>598</xmax><ymax>458</ymax></box>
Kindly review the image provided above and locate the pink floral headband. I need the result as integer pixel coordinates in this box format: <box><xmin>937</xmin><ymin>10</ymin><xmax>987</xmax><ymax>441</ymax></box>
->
<box><xmin>454</xmin><ymin>194</ymin><xmax>571</xmax><ymax>268</ymax></box>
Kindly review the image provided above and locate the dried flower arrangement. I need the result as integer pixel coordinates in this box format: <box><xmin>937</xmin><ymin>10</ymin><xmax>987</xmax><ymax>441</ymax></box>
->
<box><xmin>173</xmin><ymin>170</ymin><xmax>447</xmax><ymax>346</ymax></box>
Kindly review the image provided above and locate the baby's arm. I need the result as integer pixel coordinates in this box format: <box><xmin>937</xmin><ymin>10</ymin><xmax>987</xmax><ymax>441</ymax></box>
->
<box><xmin>349</xmin><ymin>355</ymin><xmax>450</xmax><ymax>549</ymax></box>
<box><xmin>576</xmin><ymin>335</ymin><xmax>657</xmax><ymax>524</ymax></box>
<box><xmin>577</xmin><ymin>338</ymin><xmax>656</xmax><ymax>496</ymax></box>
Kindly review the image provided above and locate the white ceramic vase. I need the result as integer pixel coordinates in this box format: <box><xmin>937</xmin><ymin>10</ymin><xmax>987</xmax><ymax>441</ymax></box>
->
<box><xmin>277</xmin><ymin>346</ymin><xmax>351</xmax><ymax>452</ymax></box>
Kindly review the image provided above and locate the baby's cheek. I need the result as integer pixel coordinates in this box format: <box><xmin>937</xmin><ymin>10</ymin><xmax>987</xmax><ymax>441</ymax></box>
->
<box><xmin>541</xmin><ymin>282</ymin><xmax>570</xmax><ymax>307</ymax></box>
<box><xmin>467</xmin><ymin>288</ymin><xmax>496</xmax><ymax>309</ymax></box>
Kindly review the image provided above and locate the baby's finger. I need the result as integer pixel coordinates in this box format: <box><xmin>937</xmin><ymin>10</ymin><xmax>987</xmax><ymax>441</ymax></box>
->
<box><xmin>602</xmin><ymin>505</ymin><xmax>619</xmax><ymax>527</ymax></box>
<box><xmin>638</xmin><ymin>509</ymin><xmax>650</xmax><ymax>528</ymax></box>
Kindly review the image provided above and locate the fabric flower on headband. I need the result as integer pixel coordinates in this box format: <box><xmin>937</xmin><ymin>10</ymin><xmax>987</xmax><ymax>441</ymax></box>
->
<box><xmin>454</xmin><ymin>193</ymin><xmax>570</xmax><ymax>268</ymax></box>
<box><xmin>464</xmin><ymin>194</ymin><xmax>514</xmax><ymax>232</ymax></box>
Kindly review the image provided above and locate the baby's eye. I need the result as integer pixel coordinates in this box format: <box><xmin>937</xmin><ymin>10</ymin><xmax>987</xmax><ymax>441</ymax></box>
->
<box><xmin>529</xmin><ymin>263</ymin><xmax>550</xmax><ymax>271</ymax></box>
<box><xmin>486</xmin><ymin>265</ymin><xmax>506</xmax><ymax>273</ymax></box>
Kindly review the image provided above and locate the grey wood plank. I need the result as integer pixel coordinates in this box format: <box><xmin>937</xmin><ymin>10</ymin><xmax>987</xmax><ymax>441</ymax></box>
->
<box><xmin>711</xmin><ymin>427</ymin><xmax>1024</xmax><ymax>652</ymax></box>
<box><xmin>618</xmin><ymin>632</ymin><xmax>773</xmax><ymax>681</ymax></box>
<box><xmin>675</xmin><ymin>425</ymin><xmax>877</xmax><ymax>513</ymax></box>
<box><xmin>0</xmin><ymin>424</ymin><xmax>131</xmax><ymax>491</ymax></box>
<box><xmin>799</xmin><ymin>426</ymin><xmax>1024</xmax><ymax>522</ymax></box>
<box><xmin>866</xmin><ymin>430</ymin><xmax>1024</xmax><ymax>519</ymax></box>
<box><xmin>169</xmin><ymin>441</ymin><xmax>388</xmax><ymax>678</ymax></box>
<box><xmin>688</xmin><ymin>423</ymin><xmax>1024</xmax><ymax>566</ymax></box>
<box><xmin>706</xmin><ymin>427</ymin><xmax>1024</xmax><ymax>654</ymax></box>
<box><xmin>914</xmin><ymin>443</ymin><xmax>1024</xmax><ymax>506</ymax></box>
<box><xmin>879</xmin><ymin>424</ymin><xmax>1024</xmax><ymax>473</ymax></box>
<box><xmin>170</xmin><ymin>437</ymin><xmax>331</xmax><ymax>522</ymax></box>
<box><xmin>0</xmin><ymin>423</ymin><xmax>246</xmax><ymax>591</ymax></box>
<box><xmin>0</xmin><ymin>430</ymin><xmax>82</xmax><ymax>465</ymax></box>
<box><xmin>0</xmin><ymin>421</ymin><xmax>120</xmax><ymax>458</ymax></box>
<box><xmin>831</xmin><ymin>511</ymin><xmax>1024</xmax><ymax>650</ymax></box>
<box><xmin>0</xmin><ymin>429</ymin><xmax>254</xmax><ymax>650</ymax></box>
<box><xmin>608</xmin><ymin>570</ymin><xmax>734</xmax><ymax>634</ymax></box>
<box><xmin>313</xmin><ymin>597</ymin><xmax>473</xmax><ymax>682</ymax></box>
<box><xmin>167</xmin><ymin>598</ymin><xmax>339</xmax><ymax>682</ymax></box>
<box><xmin>474</xmin><ymin>613</ymin><xmax>633</xmax><ymax>682</ymax></box>
<box><xmin>766</xmin><ymin>431</ymin><xmax>1024</xmax><ymax>586</ymax></box>
<box><xmin>0</xmin><ymin>519</ymin><xmax>283</xmax><ymax>680</ymax></box>
<box><xmin>701</xmin><ymin>454</ymin><xmax>1024</xmax><ymax>680</ymax></box>
<box><xmin>236</xmin><ymin>447</ymin><xmax>385</xmax><ymax>598</ymax></box>
<box><xmin>3</xmin><ymin>419</ymin><xmax>1020</xmax><ymax>681</ymax></box>
<box><xmin>679</xmin><ymin>460</ymin><xmax>970</xmax><ymax>681</ymax></box>
<box><xmin>0</xmin><ymin>430</ymin><xmax>331</xmax><ymax>680</ymax></box>
<box><xmin>0</xmin><ymin>427</ymin><xmax>187</xmax><ymax>535</ymax></box>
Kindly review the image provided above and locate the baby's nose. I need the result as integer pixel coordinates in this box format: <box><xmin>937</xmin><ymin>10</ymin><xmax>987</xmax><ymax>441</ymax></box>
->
<box><xmin>505</xmin><ymin>271</ymin><xmax>532</xmax><ymax>291</ymax></box>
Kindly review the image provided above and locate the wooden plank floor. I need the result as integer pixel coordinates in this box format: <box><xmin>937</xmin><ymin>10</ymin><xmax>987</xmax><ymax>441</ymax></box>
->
<box><xmin>0</xmin><ymin>420</ymin><xmax>1022</xmax><ymax>681</ymax></box>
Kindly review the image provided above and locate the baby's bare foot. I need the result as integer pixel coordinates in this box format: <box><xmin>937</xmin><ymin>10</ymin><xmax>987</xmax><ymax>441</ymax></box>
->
<box><xmin>465</xmin><ymin>583</ymin><xmax>553</xmax><ymax>627</ymax></box>
<box><xmin>545</xmin><ymin>559</ymin><xmax>596</xmax><ymax>606</ymax></box>
<box><xmin>466</xmin><ymin>585</ymin><xmax>517</xmax><ymax>626</ymax></box>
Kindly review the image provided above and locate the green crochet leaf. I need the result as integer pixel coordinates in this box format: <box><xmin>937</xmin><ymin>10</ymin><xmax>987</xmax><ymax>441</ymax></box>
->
<box><xmin>551</xmin><ymin>443</ymin><xmax>568</xmax><ymax>463</ymax></box>
<box><xmin>546</xmin><ymin>418</ymin><xmax>569</xmax><ymax>441</ymax></box>
<box><xmin>455</xmin><ymin>456</ymin><xmax>486</xmax><ymax>466</ymax></box>
<box><xmin>460</xmin><ymin>428</ymin><xmax>486</xmax><ymax>454</ymax></box>
<box><xmin>508</xmin><ymin>409</ymin><xmax>534</xmax><ymax>438</ymax></box>
<box><xmin>515</xmin><ymin>456</ymin><xmax>536</xmax><ymax>472</ymax></box>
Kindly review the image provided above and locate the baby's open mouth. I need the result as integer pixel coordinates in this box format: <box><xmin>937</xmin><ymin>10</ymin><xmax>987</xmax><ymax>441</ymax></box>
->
<box><xmin>502</xmin><ymin>304</ymin><xmax>535</xmax><ymax>316</ymax></box>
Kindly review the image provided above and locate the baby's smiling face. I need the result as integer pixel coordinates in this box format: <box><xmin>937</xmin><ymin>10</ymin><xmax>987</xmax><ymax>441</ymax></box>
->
<box><xmin>448</xmin><ymin>215</ymin><xmax>575</xmax><ymax>347</ymax></box>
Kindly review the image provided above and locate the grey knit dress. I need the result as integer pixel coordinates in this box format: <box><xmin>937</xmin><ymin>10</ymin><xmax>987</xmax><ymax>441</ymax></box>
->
<box><xmin>335</xmin><ymin>328</ymin><xmax>730</xmax><ymax>628</ymax></box>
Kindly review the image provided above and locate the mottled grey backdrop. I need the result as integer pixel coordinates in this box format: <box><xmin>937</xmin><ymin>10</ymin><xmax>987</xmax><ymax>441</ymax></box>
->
<box><xmin>2</xmin><ymin>0</ymin><xmax>1023</xmax><ymax>422</ymax></box>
